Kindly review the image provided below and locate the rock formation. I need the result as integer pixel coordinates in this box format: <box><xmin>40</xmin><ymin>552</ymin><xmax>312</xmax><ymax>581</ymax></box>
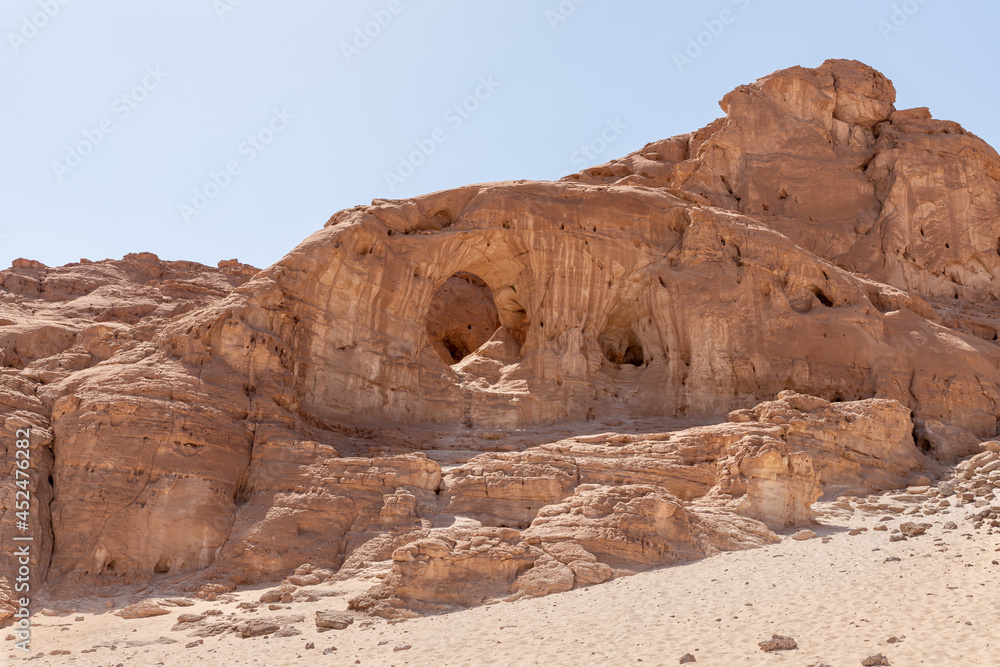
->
<box><xmin>3</xmin><ymin>59</ymin><xmax>1000</xmax><ymax>620</ymax></box>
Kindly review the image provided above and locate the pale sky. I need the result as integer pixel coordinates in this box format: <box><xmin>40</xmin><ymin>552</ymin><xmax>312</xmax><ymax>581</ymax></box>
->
<box><xmin>2</xmin><ymin>0</ymin><xmax>997</xmax><ymax>270</ymax></box>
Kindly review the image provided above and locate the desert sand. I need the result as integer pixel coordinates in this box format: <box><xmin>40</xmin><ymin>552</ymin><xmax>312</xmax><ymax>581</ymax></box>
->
<box><xmin>11</xmin><ymin>454</ymin><xmax>1000</xmax><ymax>666</ymax></box>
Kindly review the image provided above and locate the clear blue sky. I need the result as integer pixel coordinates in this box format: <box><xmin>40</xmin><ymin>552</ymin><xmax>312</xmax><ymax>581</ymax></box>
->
<box><xmin>2</xmin><ymin>0</ymin><xmax>997</xmax><ymax>270</ymax></box>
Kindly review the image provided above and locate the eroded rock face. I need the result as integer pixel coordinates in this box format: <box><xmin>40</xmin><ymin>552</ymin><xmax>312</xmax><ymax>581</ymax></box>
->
<box><xmin>2</xmin><ymin>59</ymin><xmax>1000</xmax><ymax>619</ymax></box>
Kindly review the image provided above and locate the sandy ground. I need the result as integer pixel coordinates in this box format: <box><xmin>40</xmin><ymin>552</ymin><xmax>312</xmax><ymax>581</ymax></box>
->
<box><xmin>6</xmin><ymin>499</ymin><xmax>999</xmax><ymax>667</ymax></box>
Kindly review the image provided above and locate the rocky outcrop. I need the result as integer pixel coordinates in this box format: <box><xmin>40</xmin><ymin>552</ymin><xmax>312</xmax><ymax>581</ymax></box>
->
<box><xmin>3</xmin><ymin>59</ymin><xmax>1000</xmax><ymax>620</ymax></box>
<box><xmin>347</xmin><ymin>391</ymin><xmax>927</xmax><ymax>615</ymax></box>
<box><xmin>0</xmin><ymin>254</ymin><xmax>257</xmax><ymax>622</ymax></box>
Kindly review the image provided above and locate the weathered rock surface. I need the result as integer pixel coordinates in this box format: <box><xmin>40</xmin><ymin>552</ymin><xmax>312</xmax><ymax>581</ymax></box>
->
<box><xmin>3</xmin><ymin>59</ymin><xmax>1000</xmax><ymax>620</ymax></box>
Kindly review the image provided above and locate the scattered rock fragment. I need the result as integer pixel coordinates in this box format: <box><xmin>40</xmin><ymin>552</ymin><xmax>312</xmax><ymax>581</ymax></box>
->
<box><xmin>759</xmin><ymin>635</ymin><xmax>797</xmax><ymax>651</ymax></box>
<box><xmin>899</xmin><ymin>522</ymin><xmax>928</xmax><ymax>537</ymax></box>
<box><xmin>791</xmin><ymin>530</ymin><xmax>816</xmax><ymax>541</ymax></box>
<box><xmin>116</xmin><ymin>602</ymin><xmax>170</xmax><ymax>619</ymax></box>
<box><xmin>163</xmin><ymin>598</ymin><xmax>195</xmax><ymax>607</ymax></box>
<box><xmin>176</xmin><ymin>614</ymin><xmax>205</xmax><ymax>624</ymax></box>
<box><xmin>861</xmin><ymin>654</ymin><xmax>890</xmax><ymax>666</ymax></box>
<box><xmin>679</xmin><ymin>654</ymin><xmax>697</xmax><ymax>664</ymax></box>
<box><xmin>315</xmin><ymin>611</ymin><xmax>354</xmax><ymax>631</ymax></box>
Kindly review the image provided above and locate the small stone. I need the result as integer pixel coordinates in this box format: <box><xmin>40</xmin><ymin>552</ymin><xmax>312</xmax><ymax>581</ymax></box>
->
<box><xmin>236</xmin><ymin>620</ymin><xmax>280</xmax><ymax>638</ymax></box>
<box><xmin>791</xmin><ymin>530</ymin><xmax>816</xmax><ymax>541</ymax></box>
<box><xmin>861</xmin><ymin>654</ymin><xmax>890</xmax><ymax>666</ymax></box>
<box><xmin>943</xmin><ymin>521</ymin><xmax>957</xmax><ymax>529</ymax></box>
<box><xmin>758</xmin><ymin>635</ymin><xmax>797</xmax><ymax>651</ymax></box>
<box><xmin>175</xmin><ymin>613</ymin><xmax>205</xmax><ymax>624</ymax></box>
<box><xmin>164</xmin><ymin>598</ymin><xmax>195</xmax><ymax>607</ymax></box>
<box><xmin>185</xmin><ymin>640</ymin><xmax>203</xmax><ymax>649</ymax></box>
<box><xmin>393</xmin><ymin>644</ymin><xmax>412</xmax><ymax>652</ymax></box>
<box><xmin>849</xmin><ymin>527</ymin><xmax>868</xmax><ymax>535</ymax></box>
<box><xmin>889</xmin><ymin>535</ymin><xmax>906</xmax><ymax>542</ymax></box>
<box><xmin>679</xmin><ymin>654</ymin><xmax>697</xmax><ymax>664</ymax></box>
<box><xmin>75</xmin><ymin>616</ymin><xmax>84</xmax><ymax>622</ymax></box>
<box><xmin>899</xmin><ymin>522</ymin><xmax>927</xmax><ymax>537</ymax></box>
<box><xmin>323</xmin><ymin>647</ymin><xmax>337</xmax><ymax>655</ymax></box>
<box><xmin>305</xmin><ymin>642</ymin><xmax>315</xmax><ymax>650</ymax></box>
<box><xmin>886</xmin><ymin>636</ymin><xmax>900</xmax><ymax>643</ymax></box>
<box><xmin>315</xmin><ymin>611</ymin><xmax>354</xmax><ymax>630</ymax></box>
<box><xmin>873</xmin><ymin>524</ymin><xmax>887</xmax><ymax>531</ymax></box>
<box><xmin>117</xmin><ymin>602</ymin><xmax>171</xmax><ymax>619</ymax></box>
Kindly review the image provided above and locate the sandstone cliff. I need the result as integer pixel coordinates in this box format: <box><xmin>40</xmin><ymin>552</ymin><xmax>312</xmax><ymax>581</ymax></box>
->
<box><xmin>3</xmin><ymin>59</ymin><xmax>1000</xmax><ymax>620</ymax></box>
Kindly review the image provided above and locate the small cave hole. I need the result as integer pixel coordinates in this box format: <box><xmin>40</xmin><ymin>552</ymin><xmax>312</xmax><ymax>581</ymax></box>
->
<box><xmin>912</xmin><ymin>426</ymin><xmax>932</xmax><ymax>454</ymax></box>
<box><xmin>425</xmin><ymin>272</ymin><xmax>502</xmax><ymax>365</ymax></box>
<box><xmin>431</xmin><ymin>209</ymin><xmax>455</xmax><ymax>227</ymax></box>
<box><xmin>105</xmin><ymin>560</ymin><xmax>117</xmax><ymax>572</ymax></box>
<box><xmin>599</xmin><ymin>326</ymin><xmax>646</xmax><ymax>367</ymax></box>
<box><xmin>809</xmin><ymin>286</ymin><xmax>834</xmax><ymax>307</ymax></box>
<box><xmin>153</xmin><ymin>557</ymin><xmax>171</xmax><ymax>574</ymax></box>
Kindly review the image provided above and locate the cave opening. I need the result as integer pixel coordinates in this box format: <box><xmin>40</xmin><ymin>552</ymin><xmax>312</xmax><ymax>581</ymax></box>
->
<box><xmin>426</xmin><ymin>272</ymin><xmax>502</xmax><ymax>365</ymax></box>
<box><xmin>153</xmin><ymin>556</ymin><xmax>172</xmax><ymax>574</ymax></box>
<box><xmin>599</xmin><ymin>325</ymin><xmax>646</xmax><ymax>367</ymax></box>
